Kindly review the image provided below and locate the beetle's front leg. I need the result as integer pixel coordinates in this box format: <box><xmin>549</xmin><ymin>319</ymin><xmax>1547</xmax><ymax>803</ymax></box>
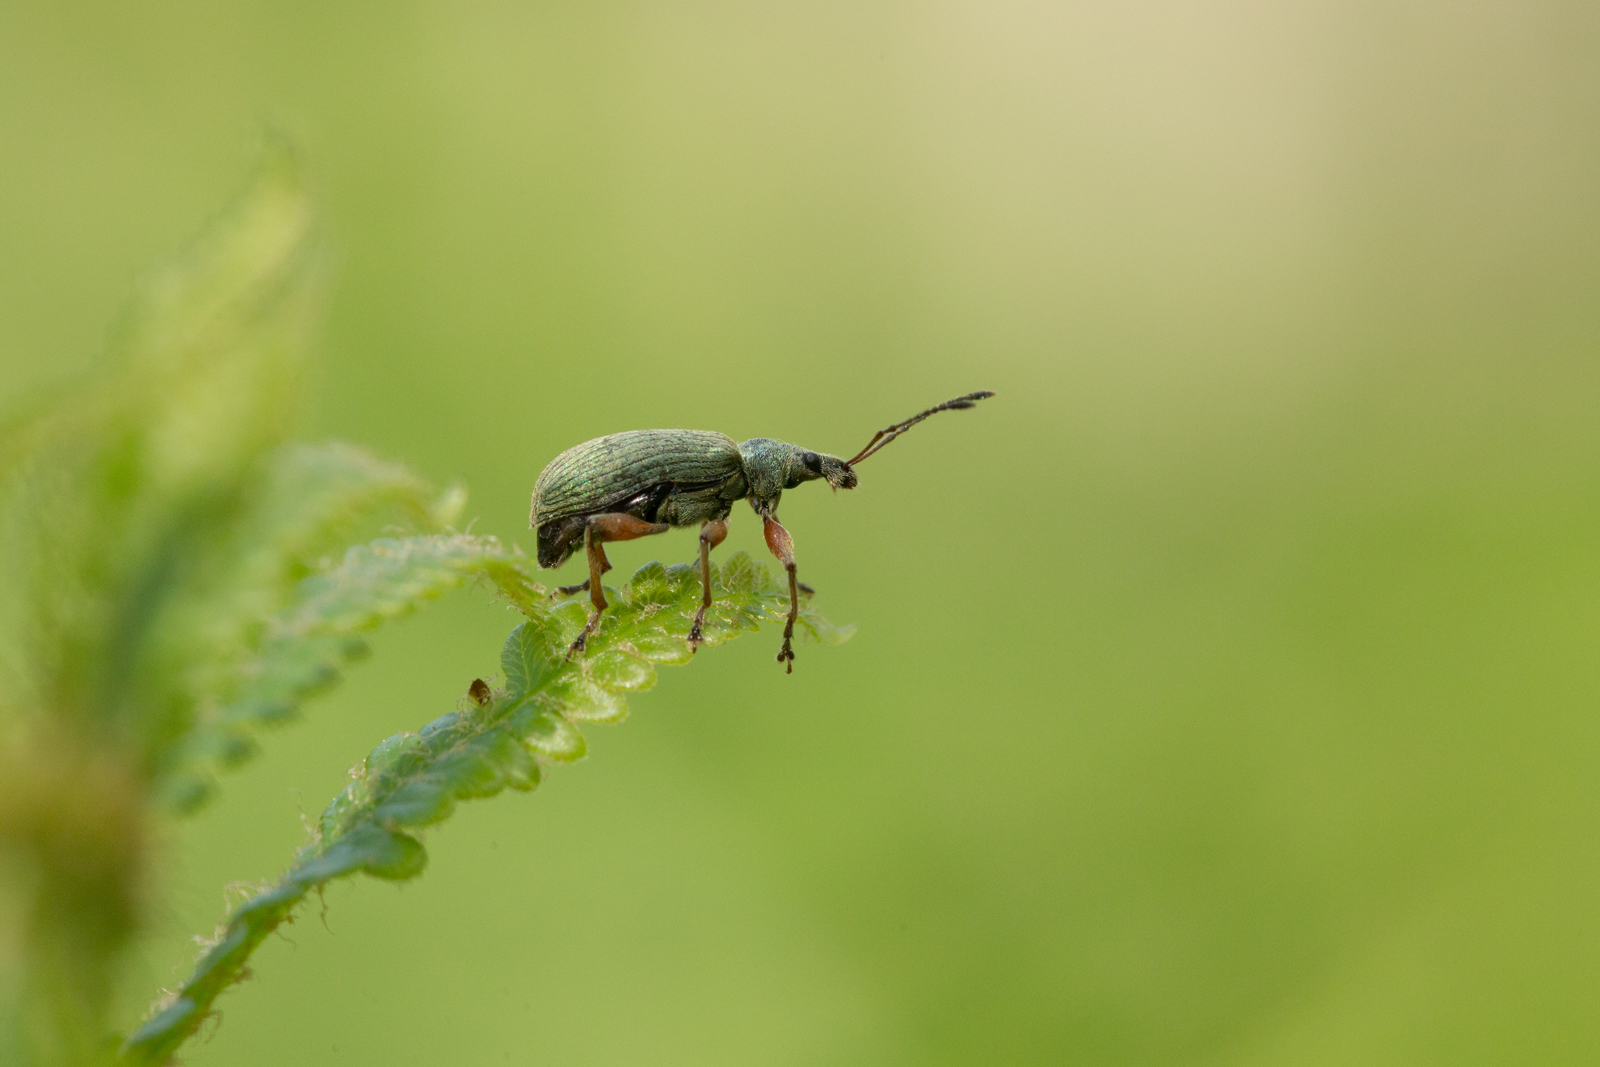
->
<box><xmin>568</xmin><ymin>513</ymin><xmax>669</xmax><ymax>656</ymax></box>
<box><xmin>688</xmin><ymin>518</ymin><xmax>729</xmax><ymax>652</ymax></box>
<box><xmin>570</xmin><ymin>537</ymin><xmax>609</xmax><ymax>655</ymax></box>
<box><xmin>555</xmin><ymin>547</ymin><xmax>617</xmax><ymax>597</ymax></box>
<box><xmin>761</xmin><ymin>514</ymin><xmax>800</xmax><ymax>673</ymax></box>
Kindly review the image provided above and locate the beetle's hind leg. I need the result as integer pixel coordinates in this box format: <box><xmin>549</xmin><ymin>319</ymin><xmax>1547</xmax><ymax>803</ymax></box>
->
<box><xmin>688</xmin><ymin>519</ymin><xmax>729</xmax><ymax>652</ymax></box>
<box><xmin>567</xmin><ymin>513</ymin><xmax>669</xmax><ymax>656</ymax></box>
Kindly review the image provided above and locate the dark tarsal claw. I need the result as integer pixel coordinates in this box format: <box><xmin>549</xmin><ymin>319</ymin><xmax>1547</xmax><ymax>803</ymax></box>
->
<box><xmin>568</xmin><ymin>609</ymin><xmax>603</xmax><ymax>658</ymax></box>
<box><xmin>776</xmin><ymin>638</ymin><xmax>795</xmax><ymax>674</ymax></box>
<box><xmin>687</xmin><ymin>609</ymin><xmax>707</xmax><ymax>654</ymax></box>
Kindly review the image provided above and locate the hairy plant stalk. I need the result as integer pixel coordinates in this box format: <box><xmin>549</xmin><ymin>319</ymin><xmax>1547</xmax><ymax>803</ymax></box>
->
<box><xmin>1</xmin><ymin>735</ymin><xmax>146</xmax><ymax>1067</ymax></box>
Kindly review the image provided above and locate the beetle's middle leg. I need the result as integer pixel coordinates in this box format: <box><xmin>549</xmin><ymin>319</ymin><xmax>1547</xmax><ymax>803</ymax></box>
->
<box><xmin>568</xmin><ymin>513</ymin><xmax>669</xmax><ymax>655</ymax></box>
<box><xmin>688</xmin><ymin>518</ymin><xmax>729</xmax><ymax>651</ymax></box>
<box><xmin>761</xmin><ymin>515</ymin><xmax>800</xmax><ymax>673</ymax></box>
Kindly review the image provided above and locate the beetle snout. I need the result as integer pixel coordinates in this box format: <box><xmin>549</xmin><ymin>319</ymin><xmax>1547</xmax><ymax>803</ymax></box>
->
<box><xmin>822</xmin><ymin>456</ymin><xmax>857</xmax><ymax>490</ymax></box>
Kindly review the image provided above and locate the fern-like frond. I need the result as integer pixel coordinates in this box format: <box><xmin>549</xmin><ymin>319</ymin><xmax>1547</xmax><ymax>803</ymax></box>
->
<box><xmin>122</xmin><ymin>552</ymin><xmax>848</xmax><ymax>1065</ymax></box>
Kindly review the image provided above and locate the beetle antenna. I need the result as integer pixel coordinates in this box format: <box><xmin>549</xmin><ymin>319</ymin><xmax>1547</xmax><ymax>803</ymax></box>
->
<box><xmin>845</xmin><ymin>391</ymin><xmax>995</xmax><ymax>467</ymax></box>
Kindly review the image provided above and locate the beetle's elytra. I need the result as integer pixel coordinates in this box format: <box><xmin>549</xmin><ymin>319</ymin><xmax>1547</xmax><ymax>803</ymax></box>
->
<box><xmin>530</xmin><ymin>391</ymin><xmax>994</xmax><ymax>671</ymax></box>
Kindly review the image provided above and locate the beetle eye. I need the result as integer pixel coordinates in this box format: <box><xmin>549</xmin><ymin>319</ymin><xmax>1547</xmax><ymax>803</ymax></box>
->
<box><xmin>802</xmin><ymin>452</ymin><xmax>823</xmax><ymax>475</ymax></box>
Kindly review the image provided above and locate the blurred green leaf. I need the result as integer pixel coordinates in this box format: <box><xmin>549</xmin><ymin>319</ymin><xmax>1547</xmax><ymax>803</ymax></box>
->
<box><xmin>0</xmin><ymin>144</ymin><xmax>488</xmax><ymax>1066</ymax></box>
<box><xmin>0</xmin><ymin>139</ymin><xmax>324</xmax><ymax>755</ymax></box>
<box><xmin>0</xmin><ymin>141</ymin><xmax>337</xmax><ymax>1067</ymax></box>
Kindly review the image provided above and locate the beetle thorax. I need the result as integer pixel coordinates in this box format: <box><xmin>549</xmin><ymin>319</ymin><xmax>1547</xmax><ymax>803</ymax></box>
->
<box><xmin>737</xmin><ymin>438</ymin><xmax>795</xmax><ymax>511</ymax></box>
<box><xmin>738</xmin><ymin>437</ymin><xmax>856</xmax><ymax>514</ymax></box>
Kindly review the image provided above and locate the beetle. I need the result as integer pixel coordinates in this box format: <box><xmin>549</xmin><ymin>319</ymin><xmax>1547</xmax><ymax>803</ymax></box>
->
<box><xmin>530</xmin><ymin>390</ymin><xmax>994</xmax><ymax>671</ymax></box>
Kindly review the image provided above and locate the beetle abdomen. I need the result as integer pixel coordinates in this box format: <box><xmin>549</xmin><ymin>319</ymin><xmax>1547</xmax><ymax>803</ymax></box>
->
<box><xmin>530</xmin><ymin>429</ymin><xmax>746</xmax><ymax>567</ymax></box>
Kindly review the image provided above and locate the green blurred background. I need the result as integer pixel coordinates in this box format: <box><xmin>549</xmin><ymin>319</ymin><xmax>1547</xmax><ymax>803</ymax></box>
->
<box><xmin>4</xmin><ymin>1</ymin><xmax>1600</xmax><ymax>1063</ymax></box>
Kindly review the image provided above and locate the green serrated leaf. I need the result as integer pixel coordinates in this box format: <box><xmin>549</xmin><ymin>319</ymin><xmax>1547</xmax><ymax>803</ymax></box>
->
<box><xmin>365</xmin><ymin>731</ymin><xmax>427</xmax><ymax>778</ymax></box>
<box><xmin>460</xmin><ymin>731</ymin><xmax>540</xmax><ymax>793</ymax></box>
<box><xmin>501</xmin><ymin>620</ymin><xmax>560</xmax><ymax>696</ymax></box>
<box><xmin>373</xmin><ymin>777</ymin><xmax>456</xmax><ymax>828</ymax></box>
<box><xmin>482</xmin><ymin>558</ymin><xmax>547</xmax><ymax>618</ymax></box>
<box><xmin>624</xmin><ymin>560</ymin><xmax>681</xmax><ymax>605</ymax></box>
<box><xmin>319</xmin><ymin>779</ymin><xmax>372</xmax><ymax>841</ymax></box>
<box><xmin>547</xmin><ymin>597</ymin><xmax>592</xmax><ymax>643</ymax></box>
<box><xmin>548</xmin><ymin>676</ymin><xmax>628</xmax><ymax>723</ymax></box>
<box><xmin>511</xmin><ymin>705</ymin><xmax>587</xmax><ymax>762</ymax></box>
<box><xmin>126</xmin><ymin>552</ymin><xmax>848</xmax><ymax>1065</ymax></box>
<box><xmin>625</xmin><ymin>629</ymin><xmax>699</xmax><ymax>664</ymax></box>
<box><xmin>586</xmin><ymin>649</ymin><xmax>656</xmax><ymax>692</ymax></box>
<box><xmin>430</xmin><ymin>747</ymin><xmax>502</xmax><ymax>800</ymax></box>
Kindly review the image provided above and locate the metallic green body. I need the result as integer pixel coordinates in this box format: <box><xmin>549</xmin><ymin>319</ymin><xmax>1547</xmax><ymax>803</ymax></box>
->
<box><xmin>530</xmin><ymin>429</ymin><xmax>852</xmax><ymax>569</ymax></box>
<box><xmin>532</xmin><ymin>429</ymin><xmax>745</xmax><ymax>525</ymax></box>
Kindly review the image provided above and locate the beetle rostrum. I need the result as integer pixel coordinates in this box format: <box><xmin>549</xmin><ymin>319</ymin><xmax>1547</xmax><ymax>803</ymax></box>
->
<box><xmin>530</xmin><ymin>390</ymin><xmax>993</xmax><ymax>671</ymax></box>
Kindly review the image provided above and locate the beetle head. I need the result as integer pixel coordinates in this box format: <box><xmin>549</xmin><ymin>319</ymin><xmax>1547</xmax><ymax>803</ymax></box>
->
<box><xmin>813</xmin><ymin>452</ymin><xmax>858</xmax><ymax>490</ymax></box>
<box><xmin>739</xmin><ymin>438</ymin><xmax>857</xmax><ymax>514</ymax></box>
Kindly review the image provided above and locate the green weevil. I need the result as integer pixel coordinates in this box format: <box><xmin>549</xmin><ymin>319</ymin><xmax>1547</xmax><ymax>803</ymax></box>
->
<box><xmin>530</xmin><ymin>390</ymin><xmax>994</xmax><ymax>671</ymax></box>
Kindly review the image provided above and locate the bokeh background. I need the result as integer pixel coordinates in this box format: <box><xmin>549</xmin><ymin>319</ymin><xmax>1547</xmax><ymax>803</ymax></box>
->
<box><xmin>4</xmin><ymin>1</ymin><xmax>1600</xmax><ymax>1063</ymax></box>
